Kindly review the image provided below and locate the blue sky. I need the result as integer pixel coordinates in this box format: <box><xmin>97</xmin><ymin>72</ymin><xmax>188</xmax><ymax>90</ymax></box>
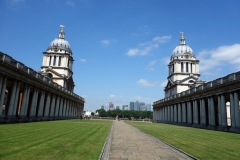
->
<box><xmin>1</xmin><ymin>0</ymin><xmax>240</xmax><ymax>111</ymax></box>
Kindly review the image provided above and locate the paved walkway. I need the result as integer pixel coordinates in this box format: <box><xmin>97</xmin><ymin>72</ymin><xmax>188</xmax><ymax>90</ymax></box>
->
<box><xmin>108</xmin><ymin>120</ymin><xmax>191</xmax><ymax>160</ymax></box>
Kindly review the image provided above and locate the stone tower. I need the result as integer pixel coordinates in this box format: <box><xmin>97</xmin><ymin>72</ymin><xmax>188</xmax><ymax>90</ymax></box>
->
<box><xmin>41</xmin><ymin>25</ymin><xmax>75</xmax><ymax>92</ymax></box>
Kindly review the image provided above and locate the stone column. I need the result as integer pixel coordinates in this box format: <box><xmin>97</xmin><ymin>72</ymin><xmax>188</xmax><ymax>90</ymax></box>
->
<box><xmin>187</xmin><ymin>101</ymin><xmax>192</xmax><ymax>124</ymax></box>
<box><xmin>178</xmin><ymin>103</ymin><xmax>182</xmax><ymax>123</ymax></box>
<box><xmin>234</xmin><ymin>92</ymin><xmax>240</xmax><ymax>127</ymax></box>
<box><xmin>44</xmin><ymin>93</ymin><xmax>51</xmax><ymax>117</ymax></box>
<box><xmin>59</xmin><ymin>98</ymin><xmax>63</xmax><ymax>117</ymax></box>
<box><xmin>174</xmin><ymin>104</ymin><xmax>177</xmax><ymax>123</ymax></box>
<box><xmin>8</xmin><ymin>81</ymin><xmax>20</xmax><ymax>116</ymax></box>
<box><xmin>170</xmin><ymin>105</ymin><xmax>174</xmax><ymax>123</ymax></box>
<box><xmin>218</xmin><ymin>95</ymin><xmax>222</xmax><ymax>126</ymax></box>
<box><xmin>200</xmin><ymin>98</ymin><xmax>206</xmax><ymax>125</ymax></box>
<box><xmin>29</xmin><ymin>88</ymin><xmax>39</xmax><ymax>117</ymax></box>
<box><xmin>208</xmin><ymin>96</ymin><xmax>216</xmax><ymax>126</ymax></box>
<box><xmin>54</xmin><ymin>96</ymin><xmax>60</xmax><ymax>117</ymax></box>
<box><xmin>221</xmin><ymin>94</ymin><xmax>227</xmax><ymax>127</ymax></box>
<box><xmin>230</xmin><ymin>92</ymin><xmax>236</xmax><ymax>127</ymax></box>
<box><xmin>193</xmin><ymin>100</ymin><xmax>199</xmax><ymax>125</ymax></box>
<box><xmin>168</xmin><ymin>106</ymin><xmax>171</xmax><ymax>122</ymax></box>
<box><xmin>37</xmin><ymin>90</ymin><xmax>45</xmax><ymax>117</ymax></box>
<box><xmin>63</xmin><ymin>99</ymin><xmax>67</xmax><ymax>117</ymax></box>
<box><xmin>182</xmin><ymin>102</ymin><xmax>186</xmax><ymax>123</ymax></box>
<box><xmin>0</xmin><ymin>76</ymin><xmax>7</xmax><ymax>116</ymax></box>
<box><xmin>20</xmin><ymin>84</ymin><xmax>30</xmax><ymax>117</ymax></box>
<box><xmin>50</xmin><ymin>95</ymin><xmax>56</xmax><ymax>117</ymax></box>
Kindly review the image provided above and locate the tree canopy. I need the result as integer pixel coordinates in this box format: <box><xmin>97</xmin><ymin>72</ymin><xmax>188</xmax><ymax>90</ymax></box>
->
<box><xmin>96</xmin><ymin>109</ymin><xmax>152</xmax><ymax>119</ymax></box>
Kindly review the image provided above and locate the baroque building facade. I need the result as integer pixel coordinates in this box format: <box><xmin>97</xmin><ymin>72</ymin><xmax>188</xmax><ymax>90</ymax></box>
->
<box><xmin>0</xmin><ymin>25</ymin><xmax>84</xmax><ymax>123</ymax></box>
<box><xmin>165</xmin><ymin>32</ymin><xmax>204</xmax><ymax>97</ymax></box>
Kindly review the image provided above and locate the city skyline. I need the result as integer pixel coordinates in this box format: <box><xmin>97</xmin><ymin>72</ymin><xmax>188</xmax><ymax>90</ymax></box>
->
<box><xmin>1</xmin><ymin>0</ymin><xmax>240</xmax><ymax>110</ymax></box>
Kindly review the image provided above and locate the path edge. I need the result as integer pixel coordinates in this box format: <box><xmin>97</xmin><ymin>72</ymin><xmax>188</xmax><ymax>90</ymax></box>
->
<box><xmin>98</xmin><ymin>122</ymin><xmax>113</xmax><ymax>160</ymax></box>
<box><xmin>126</xmin><ymin>121</ymin><xmax>199</xmax><ymax>160</ymax></box>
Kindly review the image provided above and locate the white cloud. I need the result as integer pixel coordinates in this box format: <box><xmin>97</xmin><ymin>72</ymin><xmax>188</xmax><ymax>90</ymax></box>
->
<box><xmin>126</xmin><ymin>36</ymin><xmax>171</xmax><ymax>56</ymax></box>
<box><xmin>160</xmin><ymin>80</ymin><xmax>168</xmax><ymax>87</ymax></box>
<box><xmin>110</xmin><ymin>94</ymin><xmax>122</xmax><ymax>98</ymax></box>
<box><xmin>101</xmin><ymin>40</ymin><xmax>110</xmax><ymax>46</ymax></box>
<box><xmin>197</xmin><ymin>44</ymin><xmax>240</xmax><ymax>73</ymax></box>
<box><xmin>80</xmin><ymin>59</ymin><xmax>86</xmax><ymax>62</ymax></box>
<box><xmin>137</xmin><ymin>79</ymin><xmax>158</xmax><ymax>87</ymax></box>
<box><xmin>153</xmin><ymin>36</ymin><xmax>172</xmax><ymax>43</ymax></box>
<box><xmin>65</xmin><ymin>0</ymin><xmax>75</xmax><ymax>7</ymax></box>
<box><xmin>161</xmin><ymin>57</ymin><xmax>170</xmax><ymax>65</ymax></box>
<box><xmin>145</xmin><ymin>60</ymin><xmax>157</xmax><ymax>71</ymax></box>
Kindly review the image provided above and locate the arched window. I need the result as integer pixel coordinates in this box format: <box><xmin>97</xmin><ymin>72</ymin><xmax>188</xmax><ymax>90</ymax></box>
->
<box><xmin>172</xmin><ymin>64</ymin><xmax>174</xmax><ymax>73</ymax></box>
<box><xmin>53</xmin><ymin>56</ymin><xmax>56</xmax><ymax>66</ymax></box>
<box><xmin>49</xmin><ymin>56</ymin><xmax>52</xmax><ymax>66</ymax></box>
<box><xmin>181</xmin><ymin>62</ymin><xmax>184</xmax><ymax>72</ymax></box>
<box><xmin>186</xmin><ymin>62</ymin><xmax>188</xmax><ymax>72</ymax></box>
<box><xmin>191</xmin><ymin>63</ymin><xmax>192</xmax><ymax>73</ymax></box>
<box><xmin>58</xmin><ymin>56</ymin><xmax>61</xmax><ymax>66</ymax></box>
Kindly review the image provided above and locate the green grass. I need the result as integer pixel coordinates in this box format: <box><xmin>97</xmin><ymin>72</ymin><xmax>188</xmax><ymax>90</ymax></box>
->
<box><xmin>126</xmin><ymin>121</ymin><xmax>240</xmax><ymax>160</ymax></box>
<box><xmin>0</xmin><ymin>119</ymin><xmax>112</xmax><ymax>160</ymax></box>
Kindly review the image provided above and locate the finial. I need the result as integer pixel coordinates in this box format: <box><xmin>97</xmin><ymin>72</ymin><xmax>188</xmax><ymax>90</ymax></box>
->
<box><xmin>180</xmin><ymin>31</ymin><xmax>184</xmax><ymax>39</ymax></box>
<box><xmin>60</xmin><ymin>24</ymin><xmax>65</xmax><ymax>31</ymax></box>
<box><xmin>59</xmin><ymin>25</ymin><xmax>65</xmax><ymax>39</ymax></box>
<box><xmin>179</xmin><ymin>31</ymin><xmax>185</xmax><ymax>45</ymax></box>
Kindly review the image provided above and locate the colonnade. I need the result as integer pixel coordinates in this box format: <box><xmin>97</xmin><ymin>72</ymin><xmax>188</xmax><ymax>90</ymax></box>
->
<box><xmin>0</xmin><ymin>74</ymin><xmax>84</xmax><ymax>123</ymax></box>
<box><xmin>153</xmin><ymin>91</ymin><xmax>240</xmax><ymax>133</ymax></box>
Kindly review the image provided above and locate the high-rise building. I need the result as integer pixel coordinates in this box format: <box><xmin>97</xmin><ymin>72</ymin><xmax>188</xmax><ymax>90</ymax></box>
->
<box><xmin>145</xmin><ymin>103</ymin><xmax>152</xmax><ymax>111</ymax></box>
<box><xmin>129</xmin><ymin>102</ymin><xmax>134</xmax><ymax>111</ymax></box>
<box><xmin>134</xmin><ymin>101</ymin><xmax>139</xmax><ymax>111</ymax></box>
<box><xmin>116</xmin><ymin>106</ymin><xmax>120</xmax><ymax>109</ymax></box>
<box><xmin>122</xmin><ymin>105</ymin><xmax>128</xmax><ymax>110</ymax></box>
<box><xmin>139</xmin><ymin>102</ymin><xmax>145</xmax><ymax>111</ymax></box>
<box><xmin>100</xmin><ymin>105</ymin><xmax>105</xmax><ymax>110</ymax></box>
<box><xmin>109</xmin><ymin>102</ymin><xmax>114</xmax><ymax>110</ymax></box>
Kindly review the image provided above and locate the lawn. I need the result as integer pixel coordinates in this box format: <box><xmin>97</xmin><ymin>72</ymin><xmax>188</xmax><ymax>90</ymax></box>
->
<box><xmin>0</xmin><ymin>119</ymin><xmax>112</xmax><ymax>160</ymax></box>
<box><xmin>126</xmin><ymin>121</ymin><xmax>240</xmax><ymax>160</ymax></box>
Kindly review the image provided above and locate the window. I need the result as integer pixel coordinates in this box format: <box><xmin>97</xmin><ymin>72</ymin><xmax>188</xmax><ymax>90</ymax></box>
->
<box><xmin>181</xmin><ymin>62</ymin><xmax>184</xmax><ymax>72</ymax></box>
<box><xmin>47</xmin><ymin>73</ymin><xmax>53</xmax><ymax>79</ymax></box>
<box><xmin>53</xmin><ymin>56</ymin><xmax>56</xmax><ymax>66</ymax></box>
<box><xmin>191</xmin><ymin>63</ymin><xmax>192</xmax><ymax>73</ymax></box>
<box><xmin>58</xmin><ymin>56</ymin><xmax>61</xmax><ymax>66</ymax></box>
<box><xmin>172</xmin><ymin>64</ymin><xmax>174</xmax><ymax>73</ymax></box>
<box><xmin>49</xmin><ymin>56</ymin><xmax>52</xmax><ymax>66</ymax></box>
<box><xmin>67</xmin><ymin>59</ymin><xmax>70</xmax><ymax>68</ymax></box>
<box><xmin>186</xmin><ymin>62</ymin><xmax>188</xmax><ymax>72</ymax></box>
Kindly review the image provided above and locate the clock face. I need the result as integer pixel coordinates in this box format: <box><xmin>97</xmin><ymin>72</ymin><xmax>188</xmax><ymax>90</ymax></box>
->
<box><xmin>185</xmin><ymin>55</ymin><xmax>189</xmax><ymax>59</ymax></box>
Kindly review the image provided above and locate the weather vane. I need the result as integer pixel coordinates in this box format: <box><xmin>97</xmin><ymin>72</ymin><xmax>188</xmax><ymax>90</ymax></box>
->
<box><xmin>180</xmin><ymin>31</ymin><xmax>184</xmax><ymax>37</ymax></box>
<box><xmin>60</xmin><ymin>24</ymin><xmax>65</xmax><ymax>31</ymax></box>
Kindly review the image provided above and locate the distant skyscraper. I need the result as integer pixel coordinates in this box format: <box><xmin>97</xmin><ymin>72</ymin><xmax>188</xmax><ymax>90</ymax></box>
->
<box><xmin>122</xmin><ymin>105</ymin><xmax>128</xmax><ymax>110</ymax></box>
<box><xmin>116</xmin><ymin>106</ymin><xmax>120</xmax><ymax>109</ymax></box>
<box><xmin>145</xmin><ymin>103</ymin><xmax>152</xmax><ymax>111</ymax></box>
<box><xmin>139</xmin><ymin>102</ymin><xmax>145</xmax><ymax>111</ymax></box>
<box><xmin>109</xmin><ymin>102</ymin><xmax>114</xmax><ymax>110</ymax></box>
<box><xmin>134</xmin><ymin>101</ymin><xmax>139</xmax><ymax>111</ymax></box>
<box><xmin>129</xmin><ymin>102</ymin><xmax>134</xmax><ymax>111</ymax></box>
<box><xmin>100</xmin><ymin>105</ymin><xmax>105</xmax><ymax>110</ymax></box>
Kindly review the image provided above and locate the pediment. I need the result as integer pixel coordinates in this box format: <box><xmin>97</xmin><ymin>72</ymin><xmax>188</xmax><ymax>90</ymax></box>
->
<box><xmin>179</xmin><ymin>76</ymin><xmax>198</xmax><ymax>84</ymax></box>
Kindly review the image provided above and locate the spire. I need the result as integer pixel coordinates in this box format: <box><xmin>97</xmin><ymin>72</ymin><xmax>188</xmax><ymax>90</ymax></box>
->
<box><xmin>59</xmin><ymin>24</ymin><xmax>65</xmax><ymax>39</ymax></box>
<box><xmin>180</xmin><ymin>31</ymin><xmax>185</xmax><ymax>45</ymax></box>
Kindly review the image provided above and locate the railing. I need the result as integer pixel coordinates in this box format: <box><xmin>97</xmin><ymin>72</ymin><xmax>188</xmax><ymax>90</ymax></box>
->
<box><xmin>0</xmin><ymin>52</ymin><xmax>84</xmax><ymax>102</ymax></box>
<box><xmin>154</xmin><ymin>70</ymin><xmax>240</xmax><ymax>105</ymax></box>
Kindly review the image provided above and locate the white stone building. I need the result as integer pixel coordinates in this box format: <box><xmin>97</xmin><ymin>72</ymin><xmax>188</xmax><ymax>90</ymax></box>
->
<box><xmin>165</xmin><ymin>32</ymin><xmax>205</xmax><ymax>98</ymax></box>
<box><xmin>41</xmin><ymin>25</ymin><xmax>75</xmax><ymax>92</ymax></box>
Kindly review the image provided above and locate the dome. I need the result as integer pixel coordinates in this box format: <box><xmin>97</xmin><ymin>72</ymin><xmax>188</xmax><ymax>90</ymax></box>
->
<box><xmin>172</xmin><ymin>45</ymin><xmax>193</xmax><ymax>57</ymax></box>
<box><xmin>171</xmin><ymin>32</ymin><xmax>194</xmax><ymax>57</ymax></box>
<box><xmin>50</xmin><ymin>38</ymin><xmax>71</xmax><ymax>51</ymax></box>
<box><xmin>47</xmin><ymin>25</ymin><xmax>72</xmax><ymax>52</ymax></box>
